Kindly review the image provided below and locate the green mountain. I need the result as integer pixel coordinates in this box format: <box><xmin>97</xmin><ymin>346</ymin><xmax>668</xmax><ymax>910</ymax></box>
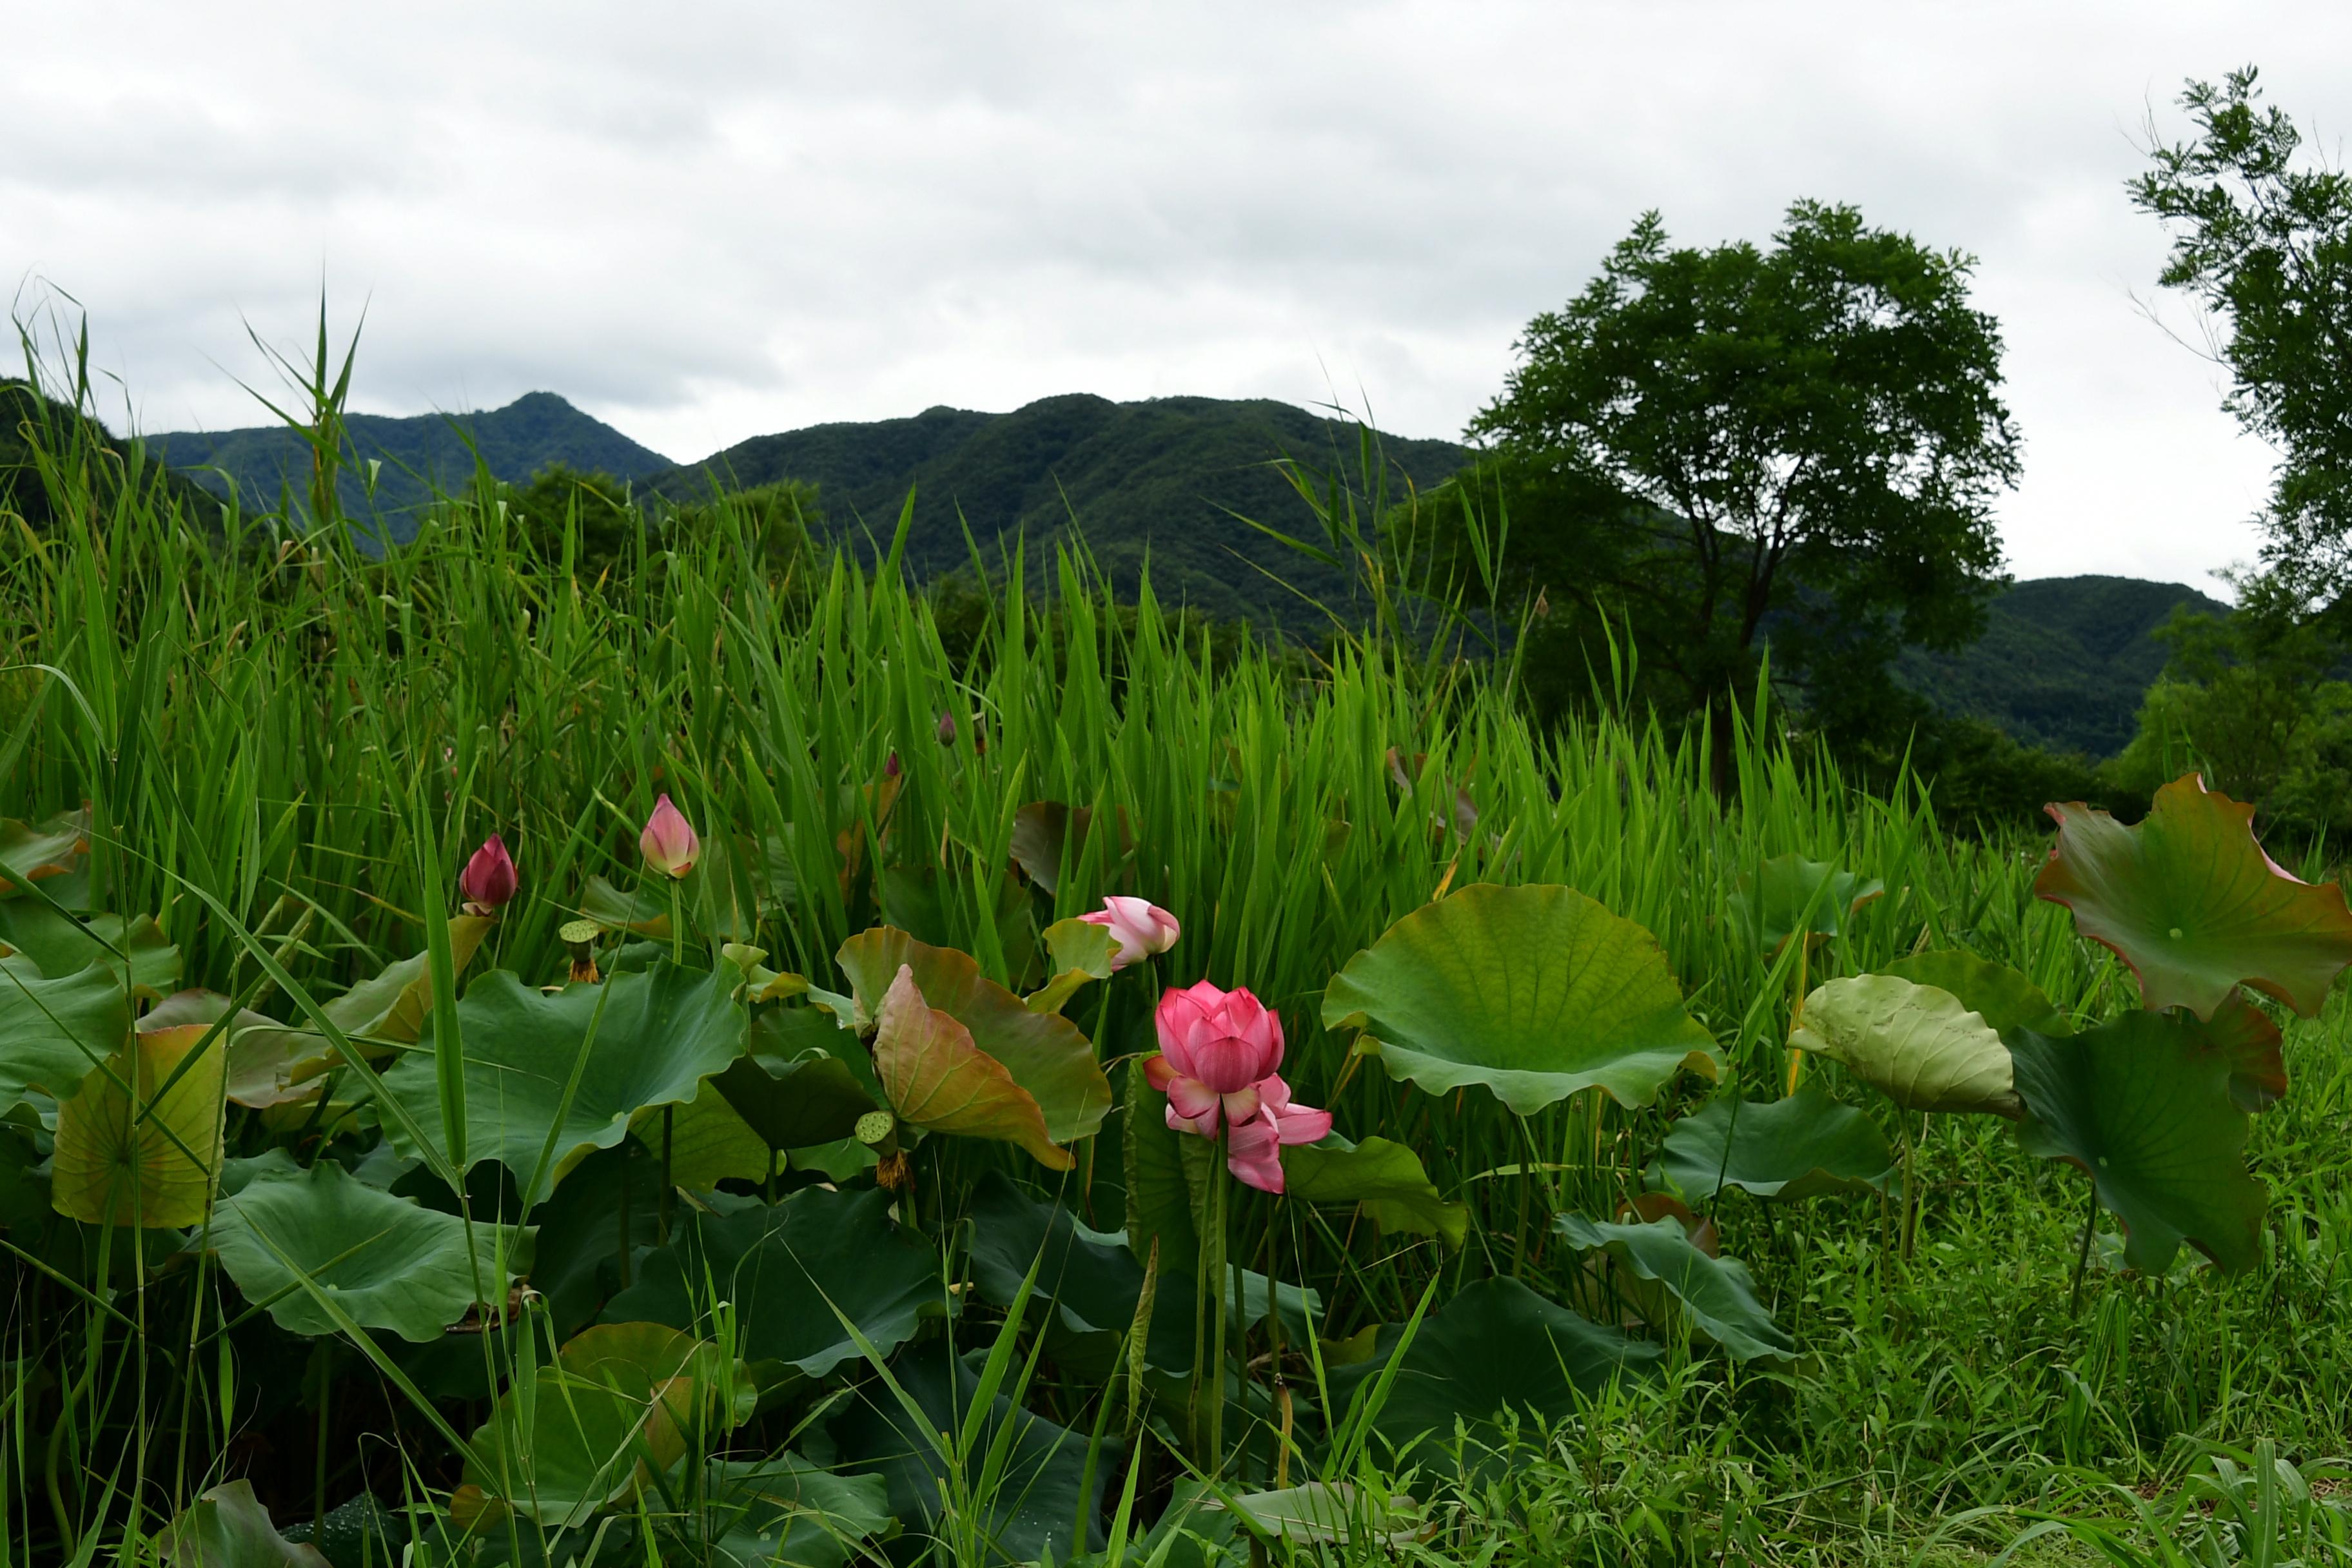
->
<box><xmin>1901</xmin><ymin>575</ymin><xmax>2227</xmax><ymax>759</ymax></box>
<box><xmin>146</xmin><ymin>391</ymin><xmax>671</xmax><ymax>523</ymax></box>
<box><xmin>645</xmin><ymin>393</ymin><xmax>1473</xmax><ymax>626</ymax></box>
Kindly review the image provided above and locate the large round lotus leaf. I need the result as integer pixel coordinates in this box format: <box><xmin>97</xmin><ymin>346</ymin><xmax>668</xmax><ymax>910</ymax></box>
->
<box><xmin>0</xmin><ymin>952</ymin><xmax>132</xmax><ymax>1111</ymax></box>
<box><xmin>464</xmin><ymin>1322</ymin><xmax>724</xmax><ymax>1528</ymax></box>
<box><xmin>836</xmin><ymin>927</ymin><xmax>1111</xmax><ymax>1143</ymax></box>
<box><xmin>319</xmin><ymin>915</ymin><xmax>495</xmax><ymax>1048</ymax></box>
<box><xmin>1879</xmin><ymin>950</ymin><xmax>2068</xmax><ymax>1036</ymax></box>
<box><xmin>1282</xmin><ymin>1134</ymin><xmax>1468</xmax><ymax>1247</ymax></box>
<box><xmin>1653</xmin><ymin>1086</ymin><xmax>1896</xmax><ymax>1201</ymax></box>
<box><xmin>2036</xmin><ymin>775</ymin><xmax>2352</xmax><ymax>1019</ymax></box>
<box><xmin>52</xmin><ymin>1024</ymin><xmax>227</xmax><ymax>1228</ymax></box>
<box><xmin>1320</xmin><ymin>884</ymin><xmax>1719</xmax><ymax>1113</ymax></box>
<box><xmin>2008</xmin><ymin>1011</ymin><xmax>2267</xmax><ymax>1273</ymax></box>
<box><xmin>1325</xmin><ymin>1277</ymin><xmax>1659</xmax><ymax>1462</ymax></box>
<box><xmin>872</xmin><ymin>965</ymin><xmax>1069</xmax><ymax>1170</ymax></box>
<box><xmin>143</xmin><ymin>990</ymin><xmax>316</xmax><ymax>1110</ymax></box>
<box><xmin>1790</xmin><ymin>975</ymin><xmax>2022</xmax><ymax>1116</ymax></box>
<box><xmin>377</xmin><ymin>958</ymin><xmax>748</xmax><ymax>1196</ymax></box>
<box><xmin>1553</xmin><ymin>1213</ymin><xmax>1795</xmax><ymax>1361</ymax></box>
<box><xmin>206</xmin><ymin>1156</ymin><xmax>530</xmax><ymax>1342</ymax></box>
<box><xmin>603</xmin><ymin>1185</ymin><xmax>941</xmax><ymax>1382</ymax></box>
<box><xmin>1730</xmin><ymin>855</ymin><xmax>1883</xmax><ymax>955</ymax></box>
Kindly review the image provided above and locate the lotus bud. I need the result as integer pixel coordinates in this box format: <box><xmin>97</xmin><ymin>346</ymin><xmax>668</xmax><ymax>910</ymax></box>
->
<box><xmin>458</xmin><ymin>834</ymin><xmax>518</xmax><ymax>912</ymax></box>
<box><xmin>1080</xmin><ymin>896</ymin><xmax>1181</xmax><ymax>970</ymax></box>
<box><xmin>884</xmin><ymin>751</ymin><xmax>901</xmax><ymax>779</ymax></box>
<box><xmin>639</xmin><ymin>793</ymin><xmax>700</xmax><ymax>879</ymax></box>
<box><xmin>936</xmin><ymin>712</ymin><xmax>957</xmax><ymax>747</ymax></box>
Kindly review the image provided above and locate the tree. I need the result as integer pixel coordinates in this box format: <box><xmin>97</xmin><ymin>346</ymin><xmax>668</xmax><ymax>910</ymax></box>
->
<box><xmin>1465</xmin><ymin>201</ymin><xmax>2021</xmax><ymax>784</ymax></box>
<box><xmin>2132</xmin><ymin>68</ymin><xmax>2352</xmax><ymax>605</ymax></box>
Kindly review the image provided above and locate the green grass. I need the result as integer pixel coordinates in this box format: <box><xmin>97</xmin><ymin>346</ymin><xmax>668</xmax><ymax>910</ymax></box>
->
<box><xmin>3</xmin><ymin>342</ymin><xmax>2350</xmax><ymax>1566</ymax></box>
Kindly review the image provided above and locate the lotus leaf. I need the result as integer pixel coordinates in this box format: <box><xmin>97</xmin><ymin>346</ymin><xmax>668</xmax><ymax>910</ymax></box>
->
<box><xmin>838</xmin><ymin>926</ymin><xmax>1111</xmax><ymax>1143</ymax></box>
<box><xmin>966</xmin><ymin>1171</ymin><xmax>1197</xmax><ymax>1377</ymax></box>
<box><xmin>1553</xmin><ymin>1213</ymin><xmax>1795</xmax><ymax>1360</ymax></box>
<box><xmin>700</xmin><ymin>1454</ymin><xmax>896</xmax><ymax>1568</ymax></box>
<box><xmin>2008</xmin><ymin>1012</ymin><xmax>2267</xmax><ymax>1273</ymax></box>
<box><xmin>1026</xmin><ymin>916</ymin><xmax>1115</xmax><ymax>1015</ymax></box>
<box><xmin>835</xmin><ymin>1345</ymin><xmax>1106</xmax><ymax>1565</ymax></box>
<box><xmin>642</xmin><ymin>1079</ymin><xmax>774</xmax><ymax>1191</ymax></box>
<box><xmin>206</xmin><ymin>1156</ymin><xmax>529</xmax><ymax>1342</ymax></box>
<box><xmin>1282</xmin><ymin>1134</ymin><xmax>1468</xmax><ymax>1246</ymax></box>
<box><xmin>143</xmin><ymin>990</ymin><xmax>316</xmax><ymax>1110</ymax></box>
<box><xmin>1791</xmin><ymin>974</ymin><xmax>2022</xmax><ymax>1115</ymax></box>
<box><xmin>0</xmin><ymin>806</ymin><xmax>89</xmax><ymax>896</ymax></box>
<box><xmin>52</xmin><ymin>1024</ymin><xmax>226</xmax><ymax>1228</ymax></box>
<box><xmin>2208</xmin><ymin>988</ymin><xmax>2288</xmax><ymax>1112</ymax></box>
<box><xmin>578</xmin><ymin>874</ymin><xmax>672</xmax><ymax>938</ymax></box>
<box><xmin>157</xmin><ymin>1479</ymin><xmax>328</xmax><ymax>1568</ymax></box>
<box><xmin>529</xmin><ymin>1142</ymin><xmax>662</xmax><ymax>1339</ymax></box>
<box><xmin>319</xmin><ymin>915</ymin><xmax>494</xmax><ymax>1047</ymax></box>
<box><xmin>2035</xmin><ymin>774</ymin><xmax>2352</xmax><ymax>1019</ymax></box>
<box><xmin>1879</xmin><ymin>949</ymin><xmax>2069</xmax><ymax>1036</ymax></box>
<box><xmin>872</xmin><ymin>965</ymin><xmax>1069</xmax><ymax>1169</ymax></box>
<box><xmin>1211</xmin><ymin>1482</ymin><xmax>1423</xmax><ymax>1549</ymax></box>
<box><xmin>0</xmin><ymin>905</ymin><xmax>179</xmax><ymax>1001</ymax></box>
<box><xmin>1653</xmin><ymin>1087</ymin><xmax>1896</xmax><ymax>1200</ymax></box>
<box><xmin>1326</xmin><ymin>1278</ymin><xmax>1659</xmax><ymax>1462</ymax></box>
<box><xmin>1731</xmin><ymin>854</ymin><xmax>1883</xmax><ymax>955</ymax></box>
<box><xmin>1320</xmin><ymin>884</ymin><xmax>1720</xmax><ymax>1114</ymax></box>
<box><xmin>604</xmin><ymin>1185</ymin><xmax>940</xmax><ymax>1382</ymax></box>
<box><xmin>713</xmin><ymin>1007</ymin><xmax>880</xmax><ymax>1152</ymax></box>
<box><xmin>0</xmin><ymin>952</ymin><xmax>132</xmax><ymax>1110</ymax></box>
<box><xmin>377</xmin><ymin>958</ymin><xmax>748</xmax><ymax>1194</ymax></box>
<box><xmin>464</xmin><ymin>1322</ymin><xmax>727</xmax><ymax>1527</ymax></box>
<box><xmin>1008</xmin><ymin>801</ymin><xmax>1130</xmax><ymax>896</ymax></box>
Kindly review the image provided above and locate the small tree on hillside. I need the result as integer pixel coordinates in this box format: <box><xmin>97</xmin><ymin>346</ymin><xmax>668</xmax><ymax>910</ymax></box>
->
<box><xmin>1467</xmin><ymin>200</ymin><xmax>2021</xmax><ymax>785</ymax></box>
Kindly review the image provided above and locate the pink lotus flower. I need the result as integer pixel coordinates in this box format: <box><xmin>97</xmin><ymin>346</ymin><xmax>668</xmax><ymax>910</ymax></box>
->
<box><xmin>1079</xmin><ymin>896</ymin><xmax>1180</xmax><ymax>969</ymax></box>
<box><xmin>458</xmin><ymin>834</ymin><xmax>518</xmax><ymax>909</ymax></box>
<box><xmin>1144</xmin><ymin>980</ymin><xmax>1331</xmax><ymax>1193</ymax></box>
<box><xmin>639</xmin><ymin>794</ymin><xmax>700</xmax><ymax>879</ymax></box>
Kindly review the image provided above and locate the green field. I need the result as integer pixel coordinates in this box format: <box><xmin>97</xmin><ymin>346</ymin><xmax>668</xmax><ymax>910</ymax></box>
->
<box><xmin>5</xmin><ymin>370</ymin><xmax>2351</xmax><ymax>1567</ymax></box>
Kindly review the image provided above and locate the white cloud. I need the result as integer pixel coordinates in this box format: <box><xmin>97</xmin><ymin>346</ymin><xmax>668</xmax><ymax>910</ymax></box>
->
<box><xmin>6</xmin><ymin>0</ymin><xmax>2346</xmax><ymax>590</ymax></box>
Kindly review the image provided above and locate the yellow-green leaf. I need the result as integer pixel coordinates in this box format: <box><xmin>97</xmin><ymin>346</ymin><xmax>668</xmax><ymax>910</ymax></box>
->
<box><xmin>873</xmin><ymin>965</ymin><xmax>1070</xmax><ymax>1170</ymax></box>
<box><xmin>52</xmin><ymin>1024</ymin><xmax>227</xmax><ymax>1228</ymax></box>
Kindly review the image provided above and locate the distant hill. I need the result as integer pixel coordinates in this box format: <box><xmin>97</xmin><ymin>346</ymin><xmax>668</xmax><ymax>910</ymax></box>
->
<box><xmin>1902</xmin><ymin>575</ymin><xmax>2228</xmax><ymax>759</ymax></box>
<box><xmin>147</xmin><ymin>391</ymin><xmax>671</xmax><ymax>522</ymax></box>
<box><xmin>645</xmin><ymin>393</ymin><xmax>1473</xmax><ymax>627</ymax></box>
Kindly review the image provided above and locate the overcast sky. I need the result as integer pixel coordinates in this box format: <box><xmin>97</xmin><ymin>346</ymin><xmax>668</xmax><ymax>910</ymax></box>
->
<box><xmin>8</xmin><ymin>3</ymin><xmax>2347</xmax><ymax>590</ymax></box>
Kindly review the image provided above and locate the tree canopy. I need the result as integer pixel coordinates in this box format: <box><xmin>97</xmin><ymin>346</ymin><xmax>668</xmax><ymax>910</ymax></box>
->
<box><xmin>1460</xmin><ymin>201</ymin><xmax>2021</xmax><ymax>773</ymax></box>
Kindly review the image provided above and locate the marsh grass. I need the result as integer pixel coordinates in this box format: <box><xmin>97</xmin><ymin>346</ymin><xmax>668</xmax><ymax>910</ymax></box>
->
<box><xmin>3</xmin><ymin>328</ymin><xmax>2349</xmax><ymax>1565</ymax></box>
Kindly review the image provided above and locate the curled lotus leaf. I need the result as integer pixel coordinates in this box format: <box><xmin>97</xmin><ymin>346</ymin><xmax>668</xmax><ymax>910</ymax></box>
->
<box><xmin>1879</xmin><ymin>949</ymin><xmax>2068</xmax><ymax>1036</ymax></box>
<box><xmin>1026</xmin><ymin>917</ymin><xmax>1116</xmax><ymax>1016</ymax></box>
<box><xmin>0</xmin><ymin>807</ymin><xmax>90</xmax><ymax>896</ymax></box>
<box><xmin>2035</xmin><ymin>774</ymin><xmax>2352</xmax><ymax>1019</ymax></box>
<box><xmin>319</xmin><ymin>916</ymin><xmax>495</xmax><ymax>1048</ymax></box>
<box><xmin>52</xmin><ymin>1024</ymin><xmax>228</xmax><ymax>1228</ymax></box>
<box><xmin>837</xmin><ymin>926</ymin><xmax>1110</xmax><ymax>1144</ymax></box>
<box><xmin>872</xmin><ymin>965</ymin><xmax>1070</xmax><ymax>1170</ymax></box>
<box><xmin>1553</xmin><ymin>1213</ymin><xmax>1795</xmax><ymax>1361</ymax></box>
<box><xmin>143</xmin><ymin>990</ymin><xmax>317</xmax><ymax>1110</ymax></box>
<box><xmin>1653</xmin><ymin>1086</ymin><xmax>1896</xmax><ymax>1201</ymax></box>
<box><xmin>1790</xmin><ymin>974</ymin><xmax>2022</xmax><ymax>1116</ymax></box>
<box><xmin>0</xmin><ymin>904</ymin><xmax>179</xmax><ymax>1002</ymax></box>
<box><xmin>205</xmin><ymin>1155</ymin><xmax>530</xmax><ymax>1342</ymax></box>
<box><xmin>1282</xmin><ymin>1134</ymin><xmax>1468</xmax><ymax>1246</ymax></box>
<box><xmin>2008</xmin><ymin>1011</ymin><xmax>2268</xmax><ymax>1274</ymax></box>
<box><xmin>714</xmin><ymin>1005</ymin><xmax>881</xmax><ymax>1152</ymax></box>
<box><xmin>377</xmin><ymin>957</ymin><xmax>749</xmax><ymax>1195</ymax></box>
<box><xmin>157</xmin><ymin>1480</ymin><xmax>328</xmax><ymax>1568</ymax></box>
<box><xmin>1322</xmin><ymin>884</ymin><xmax>1720</xmax><ymax>1114</ymax></box>
<box><xmin>0</xmin><ymin>952</ymin><xmax>132</xmax><ymax>1111</ymax></box>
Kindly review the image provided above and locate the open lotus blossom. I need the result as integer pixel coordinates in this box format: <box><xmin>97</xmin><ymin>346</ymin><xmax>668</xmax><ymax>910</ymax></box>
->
<box><xmin>639</xmin><ymin>794</ymin><xmax>700</xmax><ymax>879</ymax></box>
<box><xmin>1145</xmin><ymin>979</ymin><xmax>1331</xmax><ymax>1193</ymax></box>
<box><xmin>458</xmin><ymin>834</ymin><xmax>518</xmax><ymax>910</ymax></box>
<box><xmin>1079</xmin><ymin>896</ymin><xmax>1180</xmax><ymax>969</ymax></box>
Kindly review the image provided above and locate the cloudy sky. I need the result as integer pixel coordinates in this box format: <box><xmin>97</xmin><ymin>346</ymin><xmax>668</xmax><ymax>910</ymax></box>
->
<box><xmin>7</xmin><ymin>3</ymin><xmax>2346</xmax><ymax>589</ymax></box>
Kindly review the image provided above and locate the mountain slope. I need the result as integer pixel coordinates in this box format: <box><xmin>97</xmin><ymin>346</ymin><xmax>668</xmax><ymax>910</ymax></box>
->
<box><xmin>646</xmin><ymin>393</ymin><xmax>1473</xmax><ymax>626</ymax></box>
<box><xmin>148</xmin><ymin>391</ymin><xmax>672</xmax><ymax>520</ymax></box>
<box><xmin>1902</xmin><ymin>575</ymin><xmax>2226</xmax><ymax>759</ymax></box>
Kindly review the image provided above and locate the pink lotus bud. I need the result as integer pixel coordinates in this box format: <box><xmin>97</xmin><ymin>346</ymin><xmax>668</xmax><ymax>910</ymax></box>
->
<box><xmin>458</xmin><ymin>834</ymin><xmax>518</xmax><ymax>908</ymax></box>
<box><xmin>884</xmin><ymin>751</ymin><xmax>902</xmax><ymax>779</ymax></box>
<box><xmin>1079</xmin><ymin>896</ymin><xmax>1180</xmax><ymax>969</ymax></box>
<box><xmin>639</xmin><ymin>793</ymin><xmax>700</xmax><ymax>879</ymax></box>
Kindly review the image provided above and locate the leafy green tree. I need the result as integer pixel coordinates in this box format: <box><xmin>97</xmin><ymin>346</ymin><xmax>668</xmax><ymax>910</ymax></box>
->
<box><xmin>1464</xmin><ymin>201</ymin><xmax>2021</xmax><ymax>783</ymax></box>
<box><xmin>506</xmin><ymin>464</ymin><xmax>641</xmax><ymax>574</ymax></box>
<box><xmin>2133</xmin><ymin>68</ymin><xmax>2352</xmax><ymax>603</ymax></box>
